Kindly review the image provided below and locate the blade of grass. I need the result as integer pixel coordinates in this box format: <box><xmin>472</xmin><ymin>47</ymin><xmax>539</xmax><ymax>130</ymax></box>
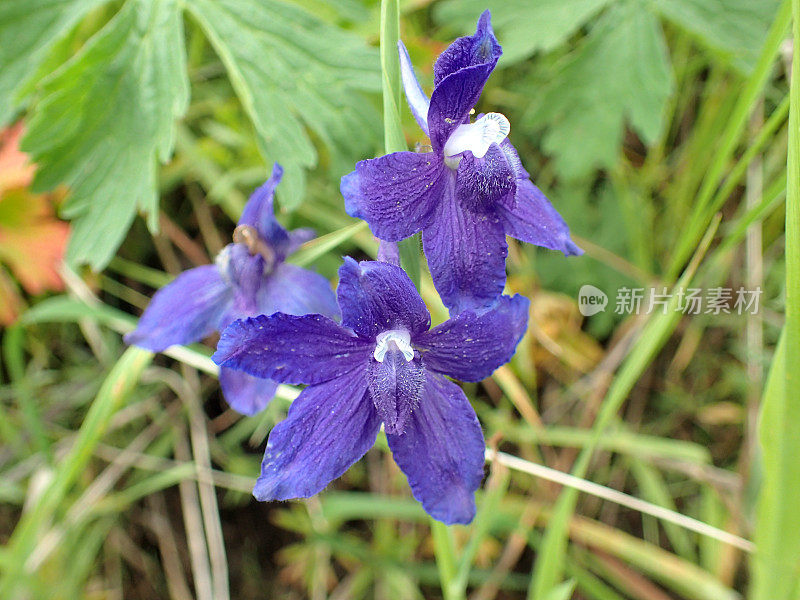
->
<box><xmin>751</xmin><ymin>0</ymin><xmax>800</xmax><ymax>593</ymax></box>
<box><xmin>0</xmin><ymin>347</ymin><xmax>152</xmax><ymax>595</ymax></box>
<box><xmin>529</xmin><ymin>216</ymin><xmax>721</xmax><ymax>598</ymax></box>
<box><xmin>667</xmin><ymin>0</ymin><xmax>791</xmax><ymax>278</ymax></box>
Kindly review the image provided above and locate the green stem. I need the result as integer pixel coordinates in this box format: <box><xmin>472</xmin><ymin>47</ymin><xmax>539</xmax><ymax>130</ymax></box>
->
<box><xmin>430</xmin><ymin>518</ymin><xmax>464</xmax><ymax>600</ymax></box>
<box><xmin>379</xmin><ymin>0</ymin><xmax>421</xmax><ymax>288</ymax></box>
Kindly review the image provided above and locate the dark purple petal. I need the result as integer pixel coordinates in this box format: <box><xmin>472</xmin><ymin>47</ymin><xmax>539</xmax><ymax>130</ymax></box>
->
<box><xmin>456</xmin><ymin>145</ymin><xmax>516</xmax><ymax>213</ymax></box>
<box><xmin>337</xmin><ymin>258</ymin><xmax>431</xmax><ymax>339</ymax></box>
<box><xmin>415</xmin><ymin>295</ymin><xmax>529</xmax><ymax>382</ymax></box>
<box><xmin>219</xmin><ymin>367</ymin><xmax>279</xmax><ymax>416</ymax></box>
<box><xmin>497</xmin><ymin>179</ymin><xmax>583</xmax><ymax>256</ymax></box>
<box><xmin>433</xmin><ymin>11</ymin><xmax>501</xmax><ymax>85</ymax></box>
<box><xmin>253</xmin><ymin>374</ymin><xmax>381</xmax><ymax>501</ymax></box>
<box><xmin>238</xmin><ymin>163</ymin><xmax>292</xmax><ymax>251</ymax></box>
<box><xmin>257</xmin><ymin>263</ymin><xmax>340</xmax><ymax>320</ymax></box>
<box><xmin>367</xmin><ymin>348</ymin><xmax>425</xmax><ymax>435</ymax></box>
<box><xmin>398</xmin><ymin>40</ymin><xmax>430</xmax><ymax>135</ymax></box>
<box><xmin>428</xmin><ymin>63</ymin><xmax>498</xmax><ymax>153</ymax></box>
<box><xmin>125</xmin><ymin>265</ymin><xmax>233</xmax><ymax>352</ymax></box>
<box><xmin>427</xmin><ymin>12</ymin><xmax>502</xmax><ymax>151</ymax></box>
<box><xmin>213</xmin><ymin>313</ymin><xmax>371</xmax><ymax>385</ymax></box>
<box><xmin>422</xmin><ymin>182</ymin><xmax>508</xmax><ymax>313</ymax></box>
<box><xmin>341</xmin><ymin>151</ymin><xmax>446</xmax><ymax>242</ymax></box>
<box><xmin>387</xmin><ymin>372</ymin><xmax>485</xmax><ymax>525</ymax></box>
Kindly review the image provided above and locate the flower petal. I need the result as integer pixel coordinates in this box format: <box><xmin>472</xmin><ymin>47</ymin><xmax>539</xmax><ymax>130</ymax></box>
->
<box><xmin>433</xmin><ymin>10</ymin><xmax>501</xmax><ymax>85</ymax></box>
<box><xmin>125</xmin><ymin>265</ymin><xmax>232</xmax><ymax>352</ymax></box>
<box><xmin>398</xmin><ymin>40</ymin><xmax>430</xmax><ymax>135</ymax></box>
<box><xmin>217</xmin><ymin>244</ymin><xmax>265</xmax><ymax>317</ymax></box>
<box><xmin>456</xmin><ymin>144</ymin><xmax>516</xmax><ymax>213</ymax></box>
<box><xmin>367</xmin><ymin>349</ymin><xmax>425</xmax><ymax>435</ymax></box>
<box><xmin>341</xmin><ymin>151</ymin><xmax>446</xmax><ymax>242</ymax></box>
<box><xmin>498</xmin><ymin>179</ymin><xmax>583</xmax><ymax>256</ymax></box>
<box><xmin>337</xmin><ymin>258</ymin><xmax>431</xmax><ymax>339</ymax></box>
<box><xmin>219</xmin><ymin>367</ymin><xmax>279</xmax><ymax>416</ymax></box>
<box><xmin>257</xmin><ymin>263</ymin><xmax>340</xmax><ymax>320</ymax></box>
<box><xmin>213</xmin><ymin>313</ymin><xmax>371</xmax><ymax>385</ymax></box>
<box><xmin>415</xmin><ymin>295</ymin><xmax>529</xmax><ymax>382</ymax></box>
<box><xmin>253</xmin><ymin>373</ymin><xmax>381</xmax><ymax>501</ymax></box>
<box><xmin>238</xmin><ymin>163</ymin><xmax>292</xmax><ymax>252</ymax></box>
<box><xmin>422</xmin><ymin>181</ymin><xmax>508</xmax><ymax>313</ymax></box>
<box><xmin>387</xmin><ymin>372</ymin><xmax>485</xmax><ymax>525</ymax></box>
<box><xmin>427</xmin><ymin>11</ymin><xmax>502</xmax><ymax>151</ymax></box>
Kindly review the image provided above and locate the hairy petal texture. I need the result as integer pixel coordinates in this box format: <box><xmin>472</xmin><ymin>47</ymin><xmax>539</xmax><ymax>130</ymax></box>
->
<box><xmin>433</xmin><ymin>10</ymin><xmax>501</xmax><ymax>85</ymax></box>
<box><xmin>253</xmin><ymin>373</ymin><xmax>381</xmax><ymax>501</ymax></box>
<box><xmin>416</xmin><ymin>295</ymin><xmax>529</xmax><ymax>381</ymax></box>
<box><xmin>257</xmin><ymin>262</ymin><xmax>340</xmax><ymax>320</ymax></box>
<box><xmin>219</xmin><ymin>367</ymin><xmax>279</xmax><ymax>416</ymax></box>
<box><xmin>398</xmin><ymin>41</ymin><xmax>430</xmax><ymax>135</ymax></box>
<box><xmin>125</xmin><ymin>265</ymin><xmax>233</xmax><ymax>352</ymax></box>
<box><xmin>342</xmin><ymin>151</ymin><xmax>446</xmax><ymax>242</ymax></box>
<box><xmin>367</xmin><ymin>348</ymin><xmax>425</xmax><ymax>435</ymax></box>
<box><xmin>337</xmin><ymin>258</ymin><xmax>431</xmax><ymax>339</ymax></box>
<box><xmin>238</xmin><ymin>163</ymin><xmax>291</xmax><ymax>252</ymax></box>
<box><xmin>387</xmin><ymin>372</ymin><xmax>485</xmax><ymax>525</ymax></box>
<box><xmin>213</xmin><ymin>313</ymin><xmax>371</xmax><ymax>385</ymax></box>
<box><xmin>456</xmin><ymin>145</ymin><xmax>516</xmax><ymax>213</ymax></box>
<box><xmin>497</xmin><ymin>179</ymin><xmax>583</xmax><ymax>256</ymax></box>
<box><xmin>422</xmin><ymin>179</ymin><xmax>508</xmax><ymax>313</ymax></box>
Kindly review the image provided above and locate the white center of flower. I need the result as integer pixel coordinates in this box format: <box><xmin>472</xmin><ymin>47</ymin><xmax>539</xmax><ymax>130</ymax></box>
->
<box><xmin>373</xmin><ymin>329</ymin><xmax>414</xmax><ymax>363</ymax></box>
<box><xmin>443</xmin><ymin>112</ymin><xmax>510</xmax><ymax>162</ymax></box>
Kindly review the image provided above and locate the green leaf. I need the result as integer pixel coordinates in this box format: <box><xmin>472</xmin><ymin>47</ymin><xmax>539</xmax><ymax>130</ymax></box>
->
<box><xmin>21</xmin><ymin>0</ymin><xmax>189</xmax><ymax>270</ymax></box>
<box><xmin>433</xmin><ymin>0</ymin><xmax>611</xmax><ymax>65</ymax></box>
<box><xmin>524</xmin><ymin>1</ymin><xmax>673</xmax><ymax>179</ymax></box>
<box><xmin>651</xmin><ymin>0</ymin><xmax>782</xmax><ymax>74</ymax></box>
<box><xmin>185</xmin><ymin>0</ymin><xmax>381</xmax><ymax>209</ymax></box>
<box><xmin>0</xmin><ymin>0</ymin><xmax>112</xmax><ymax>125</ymax></box>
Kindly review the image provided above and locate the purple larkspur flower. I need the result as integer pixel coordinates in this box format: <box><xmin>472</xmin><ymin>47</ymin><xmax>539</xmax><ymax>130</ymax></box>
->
<box><xmin>341</xmin><ymin>11</ymin><xmax>582</xmax><ymax>313</ymax></box>
<box><xmin>212</xmin><ymin>257</ymin><xmax>529</xmax><ymax>524</ymax></box>
<box><xmin>125</xmin><ymin>164</ymin><xmax>339</xmax><ymax>415</ymax></box>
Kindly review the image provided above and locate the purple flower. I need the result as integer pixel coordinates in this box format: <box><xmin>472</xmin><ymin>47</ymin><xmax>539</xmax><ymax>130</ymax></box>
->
<box><xmin>341</xmin><ymin>11</ymin><xmax>581</xmax><ymax>313</ymax></box>
<box><xmin>125</xmin><ymin>164</ymin><xmax>339</xmax><ymax>415</ymax></box>
<box><xmin>213</xmin><ymin>258</ymin><xmax>529</xmax><ymax>524</ymax></box>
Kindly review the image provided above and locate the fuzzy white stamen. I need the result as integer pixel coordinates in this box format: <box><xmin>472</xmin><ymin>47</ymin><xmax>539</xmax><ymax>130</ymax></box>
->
<box><xmin>443</xmin><ymin>112</ymin><xmax>510</xmax><ymax>162</ymax></box>
<box><xmin>373</xmin><ymin>329</ymin><xmax>414</xmax><ymax>362</ymax></box>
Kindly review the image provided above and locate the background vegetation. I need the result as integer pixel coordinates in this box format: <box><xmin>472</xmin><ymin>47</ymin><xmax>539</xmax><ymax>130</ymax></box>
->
<box><xmin>0</xmin><ymin>0</ymin><xmax>797</xmax><ymax>598</ymax></box>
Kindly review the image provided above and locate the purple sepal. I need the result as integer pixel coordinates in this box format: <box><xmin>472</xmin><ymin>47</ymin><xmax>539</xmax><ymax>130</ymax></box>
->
<box><xmin>124</xmin><ymin>265</ymin><xmax>232</xmax><ymax>352</ymax></box>
<box><xmin>254</xmin><ymin>374</ymin><xmax>381</xmax><ymax>501</ymax></box>
<box><xmin>213</xmin><ymin>313</ymin><xmax>371</xmax><ymax>385</ymax></box>
<box><xmin>219</xmin><ymin>367</ymin><xmax>279</xmax><ymax>416</ymax></box>
<box><xmin>337</xmin><ymin>258</ymin><xmax>431</xmax><ymax>339</ymax></box>
<box><xmin>416</xmin><ymin>295</ymin><xmax>529</xmax><ymax>382</ymax></box>
<box><xmin>498</xmin><ymin>180</ymin><xmax>584</xmax><ymax>256</ymax></box>
<box><xmin>387</xmin><ymin>372</ymin><xmax>485</xmax><ymax>525</ymax></box>
<box><xmin>342</xmin><ymin>151</ymin><xmax>446</xmax><ymax>242</ymax></box>
<box><xmin>422</xmin><ymin>184</ymin><xmax>508</xmax><ymax>313</ymax></box>
<box><xmin>258</xmin><ymin>262</ymin><xmax>341</xmax><ymax>321</ymax></box>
